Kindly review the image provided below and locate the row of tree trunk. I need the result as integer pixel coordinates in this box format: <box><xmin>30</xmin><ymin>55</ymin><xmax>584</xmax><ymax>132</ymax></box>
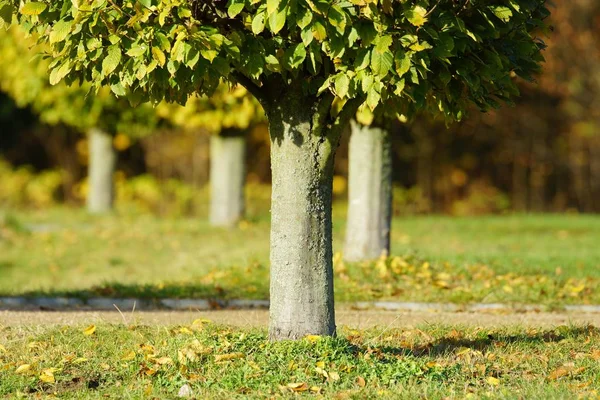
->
<box><xmin>85</xmin><ymin>121</ymin><xmax>392</xmax><ymax>261</ymax></box>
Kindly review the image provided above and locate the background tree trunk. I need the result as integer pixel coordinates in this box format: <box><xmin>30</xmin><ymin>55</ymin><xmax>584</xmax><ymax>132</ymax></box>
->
<box><xmin>87</xmin><ymin>128</ymin><xmax>116</xmax><ymax>213</ymax></box>
<box><xmin>209</xmin><ymin>133</ymin><xmax>246</xmax><ymax>227</ymax></box>
<box><xmin>267</xmin><ymin>93</ymin><xmax>337</xmax><ymax>341</ymax></box>
<box><xmin>344</xmin><ymin>121</ymin><xmax>392</xmax><ymax>261</ymax></box>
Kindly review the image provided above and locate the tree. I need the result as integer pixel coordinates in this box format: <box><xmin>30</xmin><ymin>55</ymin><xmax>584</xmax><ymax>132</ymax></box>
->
<box><xmin>344</xmin><ymin>110</ymin><xmax>393</xmax><ymax>261</ymax></box>
<box><xmin>1</xmin><ymin>0</ymin><xmax>549</xmax><ymax>340</ymax></box>
<box><xmin>0</xmin><ymin>26</ymin><xmax>158</xmax><ymax>213</ymax></box>
<box><xmin>156</xmin><ymin>85</ymin><xmax>264</xmax><ymax>227</ymax></box>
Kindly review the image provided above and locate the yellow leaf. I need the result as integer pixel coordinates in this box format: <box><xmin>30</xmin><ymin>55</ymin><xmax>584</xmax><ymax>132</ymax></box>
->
<box><xmin>73</xmin><ymin>358</ymin><xmax>88</xmax><ymax>364</ymax></box>
<box><xmin>456</xmin><ymin>347</ymin><xmax>471</xmax><ymax>356</ymax></box>
<box><xmin>15</xmin><ymin>364</ymin><xmax>31</xmax><ymax>374</ymax></box>
<box><xmin>329</xmin><ymin>371</ymin><xmax>340</xmax><ymax>381</ymax></box>
<box><xmin>356</xmin><ymin>376</ymin><xmax>366</xmax><ymax>387</ymax></box>
<box><xmin>304</xmin><ymin>335</ymin><xmax>322</xmax><ymax>343</ymax></box>
<box><xmin>153</xmin><ymin>356</ymin><xmax>173</xmax><ymax>365</ymax></box>
<box><xmin>40</xmin><ymin>369</ymin><xmax>56</xmax><ymax>383</ymax></box>
<box><xmin>548</xmin><ymin>367</ymin><xmax>570</xmax><ymax>380</ymax></box>
<box><xmin>178</xmin><ymin>327</ymin><xmax>193</xmax><ymax>335</ymax></box>
<box><xmin>122</xmin><ymin>351</ymin><xmax>136</xmax><ymax>361</ymax></box>
<box><xmin>315</xmin><ymin>361</ymin><xmax>325</xmax><ymax>368</ymax></box>
<box><xmin>315</xmin><ymin>367</ymin><xmax>328</xmax><ymax>379</ymax></box>
<box><xmin>310</xmin><ymin>386</ymin><xmax>322</xmax><ymax>394</ymax></box>
<box><xmin>82</xmin><ymin>325</ymin><xmax>96</xmax><ymax>336</ymax></box>
<box><xmin>215</xmin><ymin>353</ymin><xmax>245</xmax><ymax>362</ymax></box>
<box><xmin>287</xmin><ymin>382</ymin><xmax>309</xmax><ymax>392</ymax></box>
<box><xmin>486</xmin><ymin>376</ymin><xmax>500</xmax><ymax>386</ymax></box>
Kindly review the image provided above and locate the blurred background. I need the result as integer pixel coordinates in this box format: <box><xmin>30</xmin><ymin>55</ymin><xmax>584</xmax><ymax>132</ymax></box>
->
<box><xmin>0</xmin><ymin>0</ymin><xmax>598</xmax><ymax>217</ymax></box>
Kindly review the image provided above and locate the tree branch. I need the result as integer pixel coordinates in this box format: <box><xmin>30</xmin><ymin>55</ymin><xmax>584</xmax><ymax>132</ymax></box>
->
<box><xmin>231</xmin><ymin>72</ymin><xmax>270</xmax><ymax>111</ymax></box>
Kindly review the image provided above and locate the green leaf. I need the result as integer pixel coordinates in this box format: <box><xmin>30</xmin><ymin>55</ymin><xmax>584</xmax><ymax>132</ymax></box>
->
<box><xmin>371</xmin><ymin>50</ymin><xmax>393</xmax><ymax>78</ymax></box>
<box><xmin>0</xmin><ymin>3</ymin><xmax>14</xmax><ymax>25</ymax></box>
<box><xmin>283</xmin><ymin>43</ymin><xmax>306</xmax><ymax>69</ymax></box>
<box><xmin>394</xmin><ymin>51</ymin><xmax>411</xmax><ymax>77</ymax></box>
<box><xmin>110</xmin><ymin>82</ymin><xmax>127</xmax><ymax>97</ymax></box>
<box><xmin>267</xmin><ymin>0</ymin><xmax>280</xmax><ymax>15</ymax></box>
<box><xmin>20</xmin><ymin>2</ymin><xmax>47</xmax><ymax>16</ymax></box>
<box><xmin>366</xmin><ymin>87</ymin><xmax>380</xmax><ymax>111</ymax></box>
<box><xmin>405</xmin><ymin>6</ymin><xmax>427</xmax><ymax>27</ymax></box>
<box><xmin>252</xmin><ymin>13</ymin><xmax>265</xmax><ymax>35</ymax></box>
<box><xmin>334</xmin><ymin>73</ymin><xmax>349</xmax><ymax>98</ymax></box>
<box><xmin>227</xmin><ymin>0</ymin><xmax>245</xmax><ymax>18</ymax></box>
<box><xmin>126</xmin><ymin>44</ymin><xmax>147</xmax><ymax>57</ymax></box>
<box><xmin>49</xmin><ymin>20</ymin><xmax>72</xmax><ymax>44</ymax></box>
<box><xmin>102</xmin><ymin>45</ymin><xmax>122</xmax><ymax>77</ymax></box>
<box><xmin>490</xmin><ymin>6</ymin><xmax>513</xmax><ymax>22</ymax></box>
<box><xmin>296</xmin><ymin>6</ymin><xmax>312</xmax><ymax>29</ymax></box>
<box><xmin>268</xmin><ymin>8</ymin><xmax>286</xmax><ymax>34</ymax></box>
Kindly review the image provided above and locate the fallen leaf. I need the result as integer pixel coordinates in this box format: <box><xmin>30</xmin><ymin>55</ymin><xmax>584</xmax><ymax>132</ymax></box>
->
<box><xmin>486</xmin><ymin>376</ymin><xmax>500</xmax><ymax>386</ymax></box>
<box><xmin>215</xmin><ymin>353</ymin><xmax>244</xmax><ymax>362</ymax></box>
<box><xmin>287</xmin><ymin>382</ymin><xmax>308</xmax><ymax>392</ymax></box>
<box><xmin>122</xmin><ymin>351</ymin><xmax>136</xmax><ymax>361</ymax></box>
<box><xmin>310</xmin><ymin>386</ymin><xmax>322</xmax><ymax>394</ymax></box>
<box><xmin>39</xmin><ymin>368</ymin><xmax>56</xmax><ymax>383</ymax></box>
<box><xmin>82</xmin><ymin>325</ymin><xmax>96</xmax><ymax>336</ymax></box>
<box><xmin>304</xmin><ymin>335</ymin><xmax>322</xmax><ymax>343</ymax></box>
<box><xmin>356</xmin><ymin>376</ymin><xmax>366</xmax><ymax>387</ymax></box>
<box><xmin>178</xmin><ymin>384</ymin><xmax>193</xmax><ymax>398</ymax></box>
<box><xmin>153</xmin><ymin>356</ymin><xmax>173</xmax><ymax>365</ymax></box>
<box><xmin>15</xmin><ymin>364</ymin><xmax>31</xmax><ymax>374</ymax></box>
<box><xmin>548</xmin><ymin>367</ymin><xmax>570</xmax><ymax>381</ymax></box>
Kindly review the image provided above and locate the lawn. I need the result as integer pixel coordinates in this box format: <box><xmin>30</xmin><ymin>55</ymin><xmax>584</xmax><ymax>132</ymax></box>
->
<box><xmin>1</xmin><ymin>206</ymin><xmax>599</xmax><ymax>305</ymax></box>
<box><xmin>1</xmin><ymin>321</ymin><xmax>599</xmax><ymax>399</ymax></box>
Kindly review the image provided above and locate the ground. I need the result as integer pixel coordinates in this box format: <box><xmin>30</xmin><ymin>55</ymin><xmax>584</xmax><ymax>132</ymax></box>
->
<box><xmin>1</xmin><ymin>208</ymin><xmax>599</xmax><ymax>305</ymax></box>
<box><xmin>1</xmin><ymin>316</ymin><xmax>599</xmax><ymax>399</ymax></box>
<box><xmin>1</xmin><ymin>208</ymin><xmax>600</xmax><ymax>398</ymax></box>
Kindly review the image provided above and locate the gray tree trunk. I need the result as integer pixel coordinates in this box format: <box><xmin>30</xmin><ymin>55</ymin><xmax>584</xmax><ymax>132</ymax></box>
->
<box><xmin>209</xmin><ymin>133</ymin><xmax>246</xmax><ymax>227</ymax></box>
<box><xmin>267</xmin><ymin>91</ymin><xmax>338</xmax><ymax>341</ymax></box>
<box><xmin>344</xmin><ymin>121</ymin><xmax>392</xmax><ymax>262</ymax></box>
<box><xmin>87</xmin><ymin>128</ymin><xmax>116</xmax><ymax>213</ymax></box>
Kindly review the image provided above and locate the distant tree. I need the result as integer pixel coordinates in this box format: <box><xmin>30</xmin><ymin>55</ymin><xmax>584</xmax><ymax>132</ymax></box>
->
<box><xmin>157</xmin><ymin>86</ymin><xmax>264</xmax><ymax>227</ymax></box>
<box><xmin>0</xmin><ymin>26</ymin><xmax>158</xmax><ymax>213</ymax></box>
<box><xmin>1</xmin><ymin>0</ymin><xmax>549</xmax><ymax>340</ymax></box>
<box><xmin>344</xmin><ymin>108</ymin><xmax>393</xmax><ymax>262</ymax></box>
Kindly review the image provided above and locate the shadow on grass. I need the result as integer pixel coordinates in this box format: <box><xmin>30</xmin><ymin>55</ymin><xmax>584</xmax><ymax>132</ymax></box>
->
<box><xmin>13</xmin><ymin>281</ymin><xmax>270</xmax><ymax>301</ymax></box>
<box><xmin>372</xmin><ymin>325</ymin><xmax>600</xmax><ymax>358</ymax></box>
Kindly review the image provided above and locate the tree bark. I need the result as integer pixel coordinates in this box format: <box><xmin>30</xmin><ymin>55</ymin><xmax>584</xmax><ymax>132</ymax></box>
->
<box><xmin>209</xmin><ymin>132</ymin><xmax>246</xmax><ymax>227</ymax></box>
<box><xmin>266</xmin><ymin>89</ymin><xmax>341</xmax><ymax>341</ymax></box>
<box><xmin>344</xmin><ymin>120</ymin><xmax>392</xmax><ymax>261</ymax></box>
<box><xmin>87</xmin><ymin>128</ymin><xmax>116</xmax><ymax>213</ymax></box>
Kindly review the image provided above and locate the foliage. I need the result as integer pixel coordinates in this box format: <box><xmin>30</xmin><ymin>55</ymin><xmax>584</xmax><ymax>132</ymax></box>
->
<box><xmin>0</xmin><ymin>159</ymin><xmax>62</xmax><ymax>208</ymax></box>
<box><xmin>0</xmin><ymin>26</ymin><xmax>159</xmax><ymax>136</ymax></box>
<box><xmin>0</xmin><ymin>0</ymin><xmax>549</xmax><ymax>121</ymax></box>
<box><xmin>156</xmin><ymin>85</ymin><xmax>265</xmax><ymax>135</ymax></box>
<box><xmin>1</xmin><ymin>323</ymin><xmax>600</xmax><ymax>398</ymax></box>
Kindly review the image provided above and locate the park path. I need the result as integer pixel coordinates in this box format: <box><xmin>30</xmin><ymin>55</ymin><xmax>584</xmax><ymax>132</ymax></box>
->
<box><xmin>2</xmin><ymin>309</ymin><xmax>600</xmax><ymax>329</ymax></box>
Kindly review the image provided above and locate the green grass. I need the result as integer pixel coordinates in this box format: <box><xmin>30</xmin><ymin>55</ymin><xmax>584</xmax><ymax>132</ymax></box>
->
<box><xmin>1</xmin><ymin>322</ymin><xmax>599</xmax><ymax>399</ymax></box>
<box><xmin>1</xmin><ymin>207</ymin><xmax>600</xmax><ymax>304</ymax></box>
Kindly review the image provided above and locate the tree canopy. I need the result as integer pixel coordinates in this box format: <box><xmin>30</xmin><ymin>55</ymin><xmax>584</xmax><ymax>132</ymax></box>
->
<box><xmin>156</xmin><ymin>85</ymin><xmax>265</xmax><ymax>134</ymax></box>
<box><xmin>0</xmin><ymin>25</ymin><xmax>159</xmax><ymax>136</ymax></box>
<box><xmin>0</xmin><ymin>0</ymin><xmax>548</xmax><ymax>121</ymax></box>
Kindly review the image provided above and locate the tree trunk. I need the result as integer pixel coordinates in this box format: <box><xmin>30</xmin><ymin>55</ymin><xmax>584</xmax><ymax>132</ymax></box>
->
<box><xmin>267</xmin><ymin>90</ymin><xmax>339</xmax><ymax>341</ymax></box>
<box><xmin>209</xmin><ymin>132</ymin><xmax>246</xmax><ymax>227</ymax></box>
<box><xmin>87</xmin><ymin>128</ymin><xmax>116</xmax><ymax>213</ymax></box>
<box><xmin>344</xmin><ymin>120</ymin><xmax>392</xmax><ymax>262</ymax></box>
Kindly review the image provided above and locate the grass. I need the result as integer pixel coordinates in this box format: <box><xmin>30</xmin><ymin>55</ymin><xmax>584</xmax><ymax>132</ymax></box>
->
<box><xmin>1</xmin><ymin>322</ymin><xmax>599</xmax><ymax>399</ymax></box>
<box><xmin>1</xmin><ymin>206</ymin><xmax>600</xmax><ymax>305</ymax></box>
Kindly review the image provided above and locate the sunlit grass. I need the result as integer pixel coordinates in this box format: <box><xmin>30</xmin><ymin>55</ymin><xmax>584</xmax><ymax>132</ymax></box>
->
<box><xmin>1</xmin><ymin>207</ymin><xmax>599</xmax><ymax>305</ymax></box>
<box><xmin>1</xmin><ymin>322</ymin><xmax>599</xmax><ymax>399</ymax></box>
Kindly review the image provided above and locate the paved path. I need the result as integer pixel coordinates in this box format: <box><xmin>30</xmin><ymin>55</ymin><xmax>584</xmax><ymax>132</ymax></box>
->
<box><xmin>2</xmin><ymin>309</ymin><xmax>600</xmax><ymax>329</ymax></box>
